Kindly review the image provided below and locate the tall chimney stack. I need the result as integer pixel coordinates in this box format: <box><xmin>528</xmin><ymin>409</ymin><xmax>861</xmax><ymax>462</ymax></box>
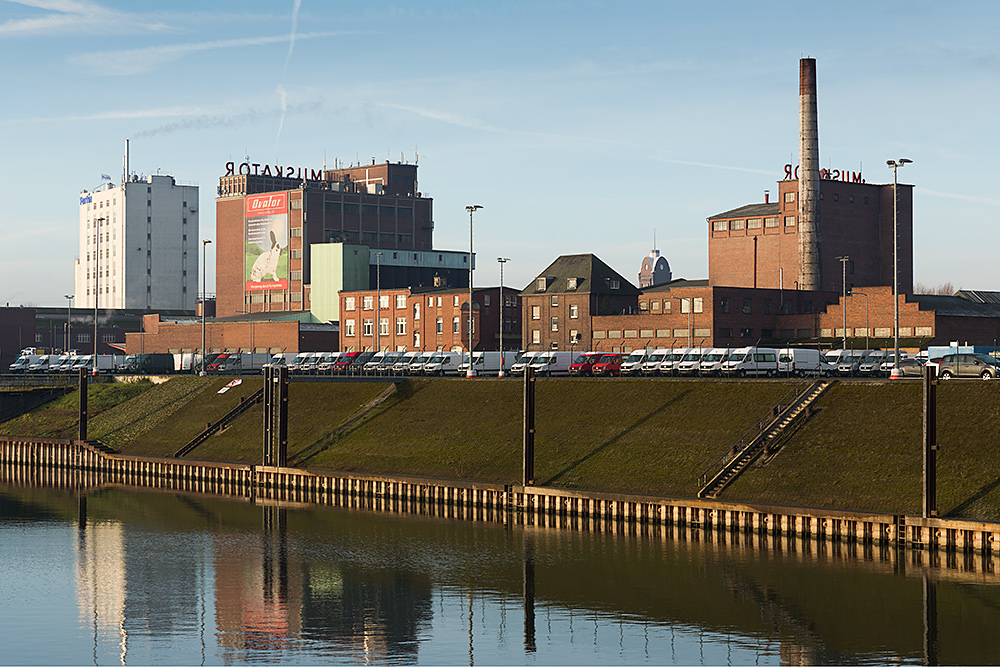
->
<box><xmin>798</xmin><ymin>58</ymin><xmax>821</xmax><ymax>291</ymax></box>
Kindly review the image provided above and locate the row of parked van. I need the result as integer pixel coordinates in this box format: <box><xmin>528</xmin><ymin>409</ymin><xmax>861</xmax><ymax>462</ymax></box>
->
<box><xmin>8</xmin><ymin>351</ymin><xmax>122</xmax><ymax>374</ymax></box>
<box><xmin>262</xmin><ymin>350</ymin><xmax>522</xmax><ymax>377</ymax></box>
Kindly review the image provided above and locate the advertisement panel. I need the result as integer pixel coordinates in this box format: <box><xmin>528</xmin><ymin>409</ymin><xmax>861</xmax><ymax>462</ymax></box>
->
<box><xmin>245</xmin><ymin>192</ymin><xmax>289</xmax><ymax>291</ymax></box>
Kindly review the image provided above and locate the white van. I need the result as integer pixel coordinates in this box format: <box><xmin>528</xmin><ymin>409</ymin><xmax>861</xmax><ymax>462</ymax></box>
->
<box><xmin>391</xmin><ymin>351</ymin><xmax>421</xmax><ymax>375</ymax></box>
<box><xmin>510</xmin><ymin>351</ymin><xmax>542</xmax><ymax>376</ymax></box>
<box><xmin>698</xmin><ymin>348</ymin><xmax>731</xmax><ymax>376</ymax></box>
<box><xmin>27</xmin><ymin>355</ymin><xmax>57</xmax><ymax>372</ymax></box>
<box><xmin>657</xmin><ymin>348</ymin><xmax>691</xmax><ymax>376</ymax></box>
<box><xmin>777</xmin><ymin>348</ymin><xmax>825</xmax><ymax>377</ymax></box>
<box><xmin>676</xmin><ymin>348</ymin><xmax>707</xmax><ymax>375</ymax></box>
<box><xmin>423</xmin><ymin>351</ymin><xmax>464</xmax><ymax>376</ymax></box>
<box><xmin>529</xmin><ymin>351</ymin><xmax>574</xmax><ymax>376</ymax></box>
<box><xmin>620</xmin><ymin>349</ymin><xmax>651</xmax><ymax>376</ymax></box>
<box><xmin>458</xmin><ymin>351</ymin><xmax>520</xmax><ymax>376</ymax></box>
<box><xmin>721</xmin><ymin>347</ymin><xmax>779</xmax><ymax>377</ymax></box>
<box><xmin>836</xmin><ymin>350</ymin><xmax>866</xmax><ymax>376</ymax></box>
<box><xmin>640</xmin><ymin>349</ymin><xmax>671</xmax><ymax>376</ymax></box>
<box><xmin>405</xmin><ymin>351</ymin><xmax>436</xmax><ymax>375</ymax></box>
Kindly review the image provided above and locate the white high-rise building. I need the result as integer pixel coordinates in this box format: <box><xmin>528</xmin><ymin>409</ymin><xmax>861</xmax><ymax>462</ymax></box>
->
<box><xmin>75</xmin><ymin>175</ymin><xmax>199</xmax><ymax>310</ymax></box>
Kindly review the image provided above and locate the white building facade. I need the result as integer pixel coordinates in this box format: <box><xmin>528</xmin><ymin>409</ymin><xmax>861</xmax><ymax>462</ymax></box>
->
<box><xmin>76</xmin><ymin>175</ymin><xmax>199</xmax><ymax>310</ymax></box>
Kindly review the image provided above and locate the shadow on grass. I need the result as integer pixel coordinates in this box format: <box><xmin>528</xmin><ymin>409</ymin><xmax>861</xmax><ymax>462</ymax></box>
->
<box><xmin>541</xmin><ymin>388</ymin><xmax>692</xmax><ymax>487</ymax></box>
<box><xmin>946</xmin><ymin>475</ymin><xmax>1000</xmax><ymax>517</ymax></box>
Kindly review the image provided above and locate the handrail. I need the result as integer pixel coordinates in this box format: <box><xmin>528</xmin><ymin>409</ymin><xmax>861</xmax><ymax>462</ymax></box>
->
<box><xmin>174</xmin><ymin>388</ymin><xmax>264</xmax><ymax>457</ymax></box>
<box><xmin>697</xmin><ymin>380</ymin><xmax>811</xmax><ymax>489</ymax></box>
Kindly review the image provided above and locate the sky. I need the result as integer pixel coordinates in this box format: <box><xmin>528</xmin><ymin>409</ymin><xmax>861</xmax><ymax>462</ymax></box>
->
<box><xmin>2</xmin><ymin>0</ymin><xmax>999</xmax><ymax>308</ymax></box>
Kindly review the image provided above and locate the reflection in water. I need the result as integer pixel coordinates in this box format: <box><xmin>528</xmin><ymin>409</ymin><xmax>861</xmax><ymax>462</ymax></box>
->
<box><xmin>1</xmin><ymin>483</ymin><xmax>999</xmax><ymax>664</ymax></box>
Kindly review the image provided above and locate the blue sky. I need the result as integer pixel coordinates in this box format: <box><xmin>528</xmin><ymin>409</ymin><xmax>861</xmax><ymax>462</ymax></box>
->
<box><xmin>2</xmin><ymin>0</ymin><xmax>998</xmax><ymax>308</ymax></box>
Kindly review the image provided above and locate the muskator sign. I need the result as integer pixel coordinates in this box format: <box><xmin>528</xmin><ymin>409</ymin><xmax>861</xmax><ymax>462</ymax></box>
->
<box><xmin>245</xmin><ymin>193</ymin><xmax>289</xmax><ymax>291</ymax></box>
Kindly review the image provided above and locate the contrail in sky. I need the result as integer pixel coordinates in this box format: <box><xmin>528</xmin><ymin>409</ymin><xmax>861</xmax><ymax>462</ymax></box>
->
<box><xmin>274</xmin><ymin>0</ymin><xmax>302</xmax><ymax>159</ymax></box>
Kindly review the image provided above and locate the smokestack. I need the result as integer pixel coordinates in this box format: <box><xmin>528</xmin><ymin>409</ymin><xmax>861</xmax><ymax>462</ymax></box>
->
<box><xmin>798</xmin><ymin>58</ymin><xmax>821</xmax><ymax>291</ymax></box>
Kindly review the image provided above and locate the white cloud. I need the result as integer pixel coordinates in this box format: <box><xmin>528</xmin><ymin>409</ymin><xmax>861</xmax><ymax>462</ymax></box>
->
<box><xmin>0</xmin><ymin>0</ymin><xmax>168</xmax><ymax>35</ymax></box>
<box><xmin>71</xmin><ymin>30</ymin><xmax>352</xmax><ymax>75</ymax></box>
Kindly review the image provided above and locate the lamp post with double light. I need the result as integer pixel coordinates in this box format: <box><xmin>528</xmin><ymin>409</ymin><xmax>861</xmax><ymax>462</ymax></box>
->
<box><xmin>497</xmin><ymin>257</ymin><xmax>510</xmax><ymax>377</ymax></box>
<box><xmin>64</xmin><ymin>294</ymin><xmax>73</xmax><ymax>353</ymax></box>
<box><xmin>837</xmin><ymin>256</ymin><xmax>850</xmax><ymax>350</ymax></box>
<box><xmin>887</xmin><ymin>158</ymin><xmax>912</xmax><ymax>377</ymax></box>
<box><xmin>465</xmin><ymin>205</ymin><xmax>482</xmax><ymax>377</ymax></box>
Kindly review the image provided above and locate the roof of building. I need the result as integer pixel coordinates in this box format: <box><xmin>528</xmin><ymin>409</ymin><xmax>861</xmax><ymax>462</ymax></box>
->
<box><xmin>641</xmin><ymin>278</ymin><xmax>710</xmax><ymax>293</ymax></box>
<box><xmin>520</xmin><ymin>254</ymin><xmax>640</xmax><ymax>296</ymax></box>
<box><xmin>956</xmin><ymin>290</ymin><xmax>1000</xmax><ymax>305</ymax></box>
<box><xmin>707</xmin><ymin>202</ymin><xmax>779</xmax><ymax>220</ymax></box>
<box><xmin>910</xmin><ymin>293</ymin><xmax>1000</xmax><ymax>318</ymax></box>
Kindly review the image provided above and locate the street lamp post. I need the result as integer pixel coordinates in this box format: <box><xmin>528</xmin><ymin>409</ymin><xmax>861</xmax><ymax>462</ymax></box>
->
<box><xmin>675</xmin><ymin>296</ymin><xmax>692</xmax><ymax>349</ymax></box>
<box><xmin>497</xmin><ymin>257</ymin><xmax>510</xmax><ymax>378</ymax></box>
<box><xmin>375</xmin><ymin>251</ymin><xmax>383</xmax><ymax>354</ymax></box>
<box><xmin>64</xmin><ymin>295</ymin><xmax>73</xmax><ymax>352</ymax></box>
<box><xmin>851</xmin><ymin>289</ymin><xmax>870</xmax><ymax>351</ymax></box>
<box><xmin>201</xmin><ymin>239</ymin><xmax>212</xmax><ymax>376</ymax></box>
<box><xmin>465</xmin><ymin>205</ymin><xmax>482</xmax><ymax>378</ymax></box>
<box><xmin>93</xmin><ymin>216</ymin><xmax>105</xmax><ymax>357</ymax></box>
<box><xmin>887</xmin><ymin>158</ymin><xmax>912</xmax><ymax>377</ymax></box>
<box><xmin>837</xmin><ymin>256</ymin><xmax>850</xmax><ymax>350</ymax></box>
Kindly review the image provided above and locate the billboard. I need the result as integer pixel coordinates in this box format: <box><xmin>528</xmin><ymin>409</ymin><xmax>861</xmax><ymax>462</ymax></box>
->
<box><xmin>245</xmin><ymin>192</ymin><xmax>289</xmax><ymax>291</ymax></box>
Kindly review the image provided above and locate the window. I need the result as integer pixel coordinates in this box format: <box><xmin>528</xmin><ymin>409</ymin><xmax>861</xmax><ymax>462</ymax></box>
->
<box><xmin>363</xmin><ymin>319</ymin><xmax>373</xmax><ymax>336</ymax></box>
<box><xmin>720</xmin><ymin>297</ymin><xmax>730</xmax><ymax>313</ymax></box>
<box><xmin>784</xmin><ymin>216</ymin><xmax>796</xmax><ymax>227</ymax></box>
<box><xmin>363</xmin><ymin>296</ymin><xmax>373</xmax><ymax>310</ymax></box>
<box><xmin>453</xmin><ymin>317</ymin><xmax>460</xmax><ymax>334</ymax></box>
<box><xmin>454</xmin><ymin>295</ymin><xmax>460</xmax><ymax>306</ymax></box>
<box><xmin>413</xmin><ymin>303</ymin><xmax>420</xmax><ymax>320</ymax></box>
<box><xmin>609</xmin><ymin>279</ymin><xmax>620</xmax><ymax>290</ymax></box>
<box><xmin>551</xmin><ymin>295</ymin><xmax>558</xmax><ymax>306</ymax></box>
<box><xmin>379</xmin><ymin>318</ymin><xmax>389</xmax><ymax>336</ymax></box>
<box><xmin>567</xmin><ymin>277</ymin><xmax>578</xmax><ymax>291</ymax></box>
<box><xmin>764</xmin><ymin>299</ymin><xmax>772</xmax><ymax>314</ymax></box>
<box><xmin>436</xmin><ymin>317</ymin><xmax>443</xmax><ymax>334</ymax></box>
<box><xmin>532</xmin><ymin>330</ymin><xmax>540</xmax><ymax>344</ymax></box>
<box><xmin>747</xmin><ymin>218</ymin><xmax>762</xmax><ymax>229</ymax></box>
<box><xmin>344</xmin><ymin>297</ymin><xmax>355</xmax><ymax>311</ymax></box>
<box><xmin>428</xmin><ymin>296</ymin><xmax>434</xmax><ymax>307</ymax></box>
<box><xmin>536</xmin><ymin>277</ymin><xmax>547</xmax><ymax>291</ymax></box>
<box><xmin>693</xmin><ymin>297</ymin><xmax>703</xmax><ymax>314</ymax></box>
<box><xmin>551</xmin><ymin>317</ymin><xmax>558</xmax><ymax>332</ymax></box>
<box><xmin>379</xmin><ymin>295</ymin><xmax>390</xmax><ymax>309</ymax></box>
<box><xmin>345</xmin><ymin>319</ymin><xmax>356</xmax><ymax>336</ymax></box>
<box><xmin>396</xmin><ymin>294</ymin><xmax>406</xmax><ymax>308</ymax></box>
<box><xmin>743</xmin><ymin>298</ymin><xmax>752</xmax><ymax>314</ymax></box>
<box><xmin>651</xmin><ymin>301</ymin><xmax>660</xmax><ymax>312</ymax></box>
<box><xmin>730</xmin><ymin>219</ymin><xmax>745</xmax><ymax>230</ymax></box>
<box><xmin>484</xmin><ymin>294</ymin><xmax>490</xmax><ymax>306</ymax></box>
<box><xmin>532</xmin><ymin>305</ymin><xmax>541</xmax><ymax>320</ymax></box>
<box><xmin>437</xmin><ymin>297</ymin><xmax>442</xmax><ymax>307</ymax></box>
<box><xmin>77</xmin><ymin>333</ymin><xmax>90</xmax><ymax>343</ymax></box>
<box><xmin>681</xmin><ymin>298</ymin><xmax>690</xmax><ymax>314</ymax></box>
<box><xmin>569</xmin><ymin>304</ymin><xmax>579</xmax><ymax>319</ymax></box>
<box><xmin>712</xmin><ymin>220</ymin><xmax>728</xmax><ymax>231</ymax></box>
<box><xmin>35</xmin><ymin>333</ymin><xmax>42</xmax><ymax>343</ymax></box>
<box><xmin>784</xmin><ymin>191</ymin><xmax>796</xmax><ymax>202</ymax></box>
<box><xmin>396</xmin><ymin>318</ymin><xmax>406</xmax><ymax>335</ymax></box>
<box><xmin>764</xmin><ymin>217</ymin><xmax>779</xmax><ymax>228</ymax></box>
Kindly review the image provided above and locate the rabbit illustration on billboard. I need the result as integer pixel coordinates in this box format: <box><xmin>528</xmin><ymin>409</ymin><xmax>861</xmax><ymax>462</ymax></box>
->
<box><xmin>250</xmin><ymin>230</ymin><xmax>282</xmax><ymax>282</ymax></box>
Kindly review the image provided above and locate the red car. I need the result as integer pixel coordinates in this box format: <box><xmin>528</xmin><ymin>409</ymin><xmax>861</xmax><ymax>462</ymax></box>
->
<box><xmin>569</xmin><ymin>352</ymin><xmax>604</xmax><ymax>376</ymax></box>
<box><xmin>591</xmin><ymin>353</ymin><xmax>624</xmax><ymax>377</ymax></box>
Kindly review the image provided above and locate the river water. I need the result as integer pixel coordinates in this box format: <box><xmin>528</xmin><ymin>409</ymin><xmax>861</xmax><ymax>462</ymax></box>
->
<box><xmin>2</xmin><ymin>483</ymin><xmax>999</xmax><ymax>665</ymax></box>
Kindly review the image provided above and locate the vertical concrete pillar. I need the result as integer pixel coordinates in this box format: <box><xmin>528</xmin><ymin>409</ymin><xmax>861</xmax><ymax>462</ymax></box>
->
<box><xmin>798</xmin><ymin>57</ymin><xmax>821</xmax><ymax>291</ymax></box>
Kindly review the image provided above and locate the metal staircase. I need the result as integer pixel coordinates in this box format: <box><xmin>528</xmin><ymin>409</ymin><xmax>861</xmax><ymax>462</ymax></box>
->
<box><xmin>697</xmin><ymin>379</ymin><xmax>834</xmax><ymax>499</ymax></box>
<box><xmin>174</xmin><ymin>388</ymin><xmax>264</xmax><ymax>458</ymax></box>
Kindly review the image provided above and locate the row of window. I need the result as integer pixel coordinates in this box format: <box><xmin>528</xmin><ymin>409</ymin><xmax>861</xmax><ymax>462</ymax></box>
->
<box><xmin>713</xmin><ymin>216</ymin><xmax>791</xmax><ymax>231</ymax></box>
<box><xmin>343</xmin><ymin>317</ymin><xmax>477</xmax><ymax>337</ymax></box>
<box><xmin>344</xmin><ymin>293</ymin><xmax>508</xmax><ymax>312</ymax></box>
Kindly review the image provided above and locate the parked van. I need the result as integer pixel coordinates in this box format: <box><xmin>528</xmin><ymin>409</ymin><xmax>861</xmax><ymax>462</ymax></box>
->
<box><xmin>592</xmin><ymin>353</ymin><xmax>625</xmax><ymax>376</ymax></box>
<box><xmin>457</xmin><ymin>351</ymin><xmax>519</xmax><ymax>376</ymax></box>
<box><xmin>390</xmin><ymin>351</ymin><xmax>421</xmax><ymax>375</ymax></box>
<box><xmin>640</xmin><ymin>349</ymin><xmax>671</xmax><ymax>376</ymax></box>
<box><xmin>423</xmin><ymin>351</ymin><xmax>464</xmax><ymax>376</ymax></box>
<box><xmin>721</xmin><ymin>347</ymin><xmax>779</xmax><ymax>377</ymax></box>
<box><xmin>118</xmin><ymin>353</ymin><xmax>173</xmax><ymax>375</ymax></box>
<box><xmin>207</xmin><ymin>352</ymin><xmax>270</xmax><ymax>374</ymax></box>
<box><xmin>405</xmin><ymin>351</ymin><xmax>436</xmax><ymax>375</ymax></box>
<box><xmin>9</xmin><ymin>353</ymin><xmax>43</xmax><ymax>373</ymax></box>
<box><xmin>676</xmin><ymin>348</ymin><xmax>707</xmax><ymax>375</ymax></box>
<box><xmin>510</xmin><ymin>351</ymin><xmax>542</xmax><ymax>376</ymax></box>
<box><xmin>620</xmin><ymin>349</ymin><xmax>651</xmax><ymax>376</ymax></box>
<box><xmin>263</xmin><ymin>352</ymin><xmax>297</xmax><ymax>371</ymax></box>
<box><xmin>569</xmin><ymin>351</ymin><xmax>603</xmax><ymax>377</ymax></box>
<box><xmin>776</xmin><ymin>348</ymin><xmax>825</xmax><ymax>377</ymax></box>
<box><xmin>47</xmin><ymin>354</ymin><xmax>79</xmax><ymax>374</ymax></box>
<box><xmin>529</xmin><ymin>351</ymin><xmax>573</xmax><ymax>376</ymax></box>
<box><xmin>313</xmin><ymin>352</ymin><xmax>342</xmax><ymax>374</ymax></box>
<box><xmin>27</xmin><ymin>355</ymin><xmax>57</xmax><ymax>373</ymax></box>
<box><xmin>698</xmin><ymin>348</ymin><xmax>732</xmax><ymax>376</ymax></box>
<box><xmin>836</xmin><ymin>350</ymin><xmax>866</xmax><ymax>376</ymax></box>
<box><xmin>373</xmin><ymin>351</ymin><xmax>405</xmax><ymax>375</ymax></box>
<box><xmin>69</xmin><ymin>354</ymin><xmax>122</xmax><ymax>375</ymax></box>
<box><xmin>362</xmin><ymin>351</ymin><xmax>390</xmax><ymax>374</ymax></box>
<box><xmin>657</xmin><ymin>348</ymin><xmax>690</xmax><ymax>376</ymax></box>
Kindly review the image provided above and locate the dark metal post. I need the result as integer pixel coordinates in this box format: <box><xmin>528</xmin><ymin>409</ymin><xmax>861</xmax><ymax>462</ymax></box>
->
<box><xmin>923</xmin><ymin>364</ymin><xmax>938</xmax><ymax>518</ymax></box>
<box><xmin>923</xmin><ymin>574</ymin><xmax>939</xmax><ymax>666</ymax></box>
<box><xmin>523</xmin><ymin>534</ymin><xmax>536</xmax><ymax>653</ymax></box>
<box><xmin>523</xmin><ymin>366</ymin><xmax>535</xmax><ymax>486</ymax></box>
<box><xmin>262</xmin><ymin>366</ymin><xmax>273</xmax><ymax>466</ymax></box>
<box><xmin>78</xmin><ymin>368</ymin><xmax>88</xmax><ymax>441</ymax></box>
<box><xmin>277</xmin><ymin>366</ymin><xmax>289</xmax><ymax>467</ymax></box>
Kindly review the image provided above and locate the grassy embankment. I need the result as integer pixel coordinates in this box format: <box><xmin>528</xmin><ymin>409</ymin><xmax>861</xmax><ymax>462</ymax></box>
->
<box><xmin>2</xmin><ymin>376</ymin><xmax>999</xmax><ymax>520</ymax></box>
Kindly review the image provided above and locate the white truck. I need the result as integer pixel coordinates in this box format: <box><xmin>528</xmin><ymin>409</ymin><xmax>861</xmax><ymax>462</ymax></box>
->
<box><xmin>9</xmin><ymin>353</ymin><xmax>44</xmax><ymax>373</ymax></box>
<box><xmin>27</xmin><ymin>355</ymin><xmax>58</xmax><ymax>373</ymax></box>
<box><xmin>698</xmin><ymin>348</ymin><xmax>732</xmax><ymax>376</ymax></box>
<box><xmin>721</xmin><ymin>347</ymin><xmax>779</xmax><ymax>377</ymax></box>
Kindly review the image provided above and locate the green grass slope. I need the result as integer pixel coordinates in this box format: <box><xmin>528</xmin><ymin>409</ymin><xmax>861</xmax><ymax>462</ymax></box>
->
<box><xmin>725</xmin><ymin>381</ymin><xmax>1000</xmax><ymax>520</ymax></box>
<box><xmin>0</xmin><ymin>381</ymin><xmax>156</xmax><ymax>438</ymax></box>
